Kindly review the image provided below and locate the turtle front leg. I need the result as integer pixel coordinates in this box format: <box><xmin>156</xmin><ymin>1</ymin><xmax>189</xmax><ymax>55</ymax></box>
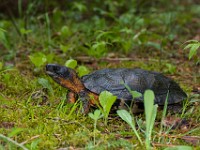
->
<box><xmin>79</xmin><ymin>90</ymin><xmax>91</xmax><ymax>114</ymax></box>
<box><xmin>67</xmin><ymin>91</ymin><xmax>77</xmax><ymax>103</ymax></box>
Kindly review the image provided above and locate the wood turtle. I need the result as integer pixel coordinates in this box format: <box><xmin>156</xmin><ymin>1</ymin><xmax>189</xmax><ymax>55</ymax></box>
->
<box><xmin>45</xmin><ymin>64</ymin><xmax>187</xmax><ymax>113</ymax></box>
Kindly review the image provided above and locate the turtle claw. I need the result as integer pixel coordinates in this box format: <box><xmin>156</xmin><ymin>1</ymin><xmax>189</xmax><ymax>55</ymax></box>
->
<box><xmin>81</xmin><ymin>99</ymin><xmax>90</xmax><ymax>114</ymax></box>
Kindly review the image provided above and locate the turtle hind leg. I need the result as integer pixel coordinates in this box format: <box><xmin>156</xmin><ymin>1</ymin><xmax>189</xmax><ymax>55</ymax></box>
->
<box><xmin>159</xmin><ymin>102</ymin><xmax>183</xmax><ymax>114</ymax></box>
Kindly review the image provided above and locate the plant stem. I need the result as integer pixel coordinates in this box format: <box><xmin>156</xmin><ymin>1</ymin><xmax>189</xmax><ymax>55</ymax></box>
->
<box><xmin>0</xmin><ymin>134</ymin><xmax>28</xmax><ymax>150</ymax></box>
<box><xmin>94</xmin><ymin>120</ymin><xmax>97</xmax><ymax>146</ymax></box>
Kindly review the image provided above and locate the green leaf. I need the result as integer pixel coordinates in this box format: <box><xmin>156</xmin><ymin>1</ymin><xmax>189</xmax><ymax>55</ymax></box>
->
<box><xmin>144</xmin><ymin>90</ymin><xmax>155</xmax><ymax>132</ymax></box>
<box><xmin>94</xmin><ymin>109</ymin><xmax>102</xmax><ymax>120</ymax></box>
<box><xmin>29</xmin><ymin>52</ymin><xmax>47</xmax><ymax>68</ymax></box>
<box><xmin>189</xmin><ymin>44</ymin><xmax>199</xmax><ymax>59</ymax></box>
<box><xmin>38</xmin><ymin>78</ymin><xmax>54</xmax><ymax>95</ymax></box>
<box><xmin>164</xmin><ymin>146</ymin><xmax>193</xmax><ymax>150</ymax></box>
<box><xmin>123</xmin><ymin>84</ymin><xmax>142</xmax><ymax>99</ymax></box>
<box><xmin>77</xmin><ymin>66</ymin><xmax>90</xmax><ymax>77</ymax></box>
<box><xmin>65</xmin><ymin>59</ymin><xmax>77</xmax><ymax>69</ymax></box>
<box><xmin>146</xmin><ymin>41</ymin><xmax>161</xmax><ymax>50</ymax></box>
<box><xmin>61</xmin><ymin>26</ymin><xmax>70</xmax><ymax>37</ymax></box>
<box><xmin>88</xmin><ymin>109</ymin><xmax>101</xmax><ymax>120</ymax></box>
<box><xmin>60</xmin><ymin>44</ymin><xmax>69</xmax><ymax>53</ymax></box>
<box><xmin>8</xmin><ymin>128</ymin><xmax>24</xmax><ymax>137</ymax></box>
<box><xmin>117</xmin><ymin>109</ymin><xmax>143</xmax><ymax>145</ymax></box>
<box><xmin>88</xmin><ymin>113</ymin><xmax>95</xmax><ymax>120</ymax></box>
<box><xmin>144</xmin><ymin>90</ymin><xmax>157</xmax><ymax>150</ymax></box>
<box><xmin>99</xmin><ymin>91</ymin><xmax>116</xmax><ymax>115</ymax></box>
<box><xmin>130</xmin><ymin>91</ymin><xmax>142</xmax><ymax>98</ymax></box>
<box><xmin>149</xmin><ymin>104</ymin><xmax>158</xmax><ymax>135</ymax></box>
<box><xmin>117</xmin><ymin>109</ymin><xmax>134</xmax><ymax>127</ymax></box>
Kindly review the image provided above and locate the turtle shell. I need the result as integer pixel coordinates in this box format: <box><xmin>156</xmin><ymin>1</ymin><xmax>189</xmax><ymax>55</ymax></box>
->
<box><xmin>81</xmin><ymin>68</ymin><xmax>187</xmax><ymax>105</ymax></box>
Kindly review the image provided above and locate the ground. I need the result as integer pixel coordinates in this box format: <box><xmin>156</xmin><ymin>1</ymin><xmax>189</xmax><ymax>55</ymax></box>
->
<box><xmin>0</xmin><ymin>1</ymin><xmax>200</xmax><ymax>149</ymax></box>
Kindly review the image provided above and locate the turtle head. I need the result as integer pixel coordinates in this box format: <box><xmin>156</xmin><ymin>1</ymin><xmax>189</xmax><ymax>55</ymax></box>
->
<box><xmin>46</xmin><ymin>64</ymin><xmax>85</xmax><ymax>93</ymax></box>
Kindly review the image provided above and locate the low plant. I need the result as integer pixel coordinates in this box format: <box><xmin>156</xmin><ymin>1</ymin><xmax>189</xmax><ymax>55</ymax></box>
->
<box><xmin>183</xmin><ymin>40</ymin><xmax>200</xmax><ymax>64</ymax></box>
<box><xmin>117</xmin><ymin>109</ymin><xmax>143</xmax><ymax>145</ymax></box>
<box><xmin>98</xmin><ymin>91</ymin><xmax>117</xmax><ymax>125</ymax></box>
<box><xmin>117</xmin><ymin>90</ymin><xmax>158</xmax><ymax>149</ymax></box>
<box><xmin>88</xmin><ymin>109</ymin><xmax>102</xmax><ymax>145</ymax></box>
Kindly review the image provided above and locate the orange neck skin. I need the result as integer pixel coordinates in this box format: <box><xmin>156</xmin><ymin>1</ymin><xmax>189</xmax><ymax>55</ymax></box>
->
<box><xmin>58</xmin><ymin>76</ymin><xmax>99</xmax><ymax>106</ymax></box>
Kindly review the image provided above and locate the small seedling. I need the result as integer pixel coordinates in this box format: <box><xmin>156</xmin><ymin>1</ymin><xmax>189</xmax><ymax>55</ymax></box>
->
<box><xmin>99</xmin><ymin>91</ymin><xmax>117</xmax><ymax>125</ymax></box>
<box><xmin>183</xmin><ymin>40</ymin><xmax>200</xmax><ymax>60</ymax></box>
<box><xmin>117</xmin><ymin>109</ymin><xmax>143</xmax><ymax>145</ymax></box>
<box><xmin>88</xmin><ymin>109</ymin><xmax>102</xmax><ymax>145</ymax></box>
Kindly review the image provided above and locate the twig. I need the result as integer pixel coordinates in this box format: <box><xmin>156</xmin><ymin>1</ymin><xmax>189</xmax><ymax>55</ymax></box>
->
<box><xmin>75</xmin><ymin>56</ymin><xmax>159</xmax><ymax>63</ymax></box>
<box><xmin>20</xmin><ymin>135</ymin><xmax>40</xmax><ymax>145</ymax></box>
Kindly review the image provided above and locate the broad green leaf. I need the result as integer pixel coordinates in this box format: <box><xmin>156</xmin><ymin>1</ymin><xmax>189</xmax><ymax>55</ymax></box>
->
<box><xmin>99</xmin><ymin>91</ymin><xmax>116</xmax><ymax>115</ymax></box>
<box><xmin>77</xmin><ymin>66</ymin><xmax>90</xmax><ymax>77</ymax></box>
<box><xmin>144</xmin><ymin>90</ymin><xmax>155</xmax><ymax>132</ymax></box>
<box><xmin>117</xmin><ymin>109</ymin><xmax>143</xmax><ymax>145</ymax></box>
<box><xmin>65</xmin><ymin>59</ymin><xmax>77</xmax><ymax>69</ymax></box>
<box><xmin>29</xmin><ymin>52</ymin><xmax>47</xmax><ymax>68</ymax></box>
<box><xmin>164</xmin><ymin>146</ymin><xmax>193</xmax><ymax>150</ymax></box>
<box><xmin>117</xmin><ymin>109</ymin><xmax>133</xmax><ymax>126</ymax></box>
<box><xmin>88</xmin><ymin>113</ymin><xmax>95</xmax><ymax>120</ymax></box>
<box><xmin>144</xmin><ymin>90</ymin><xmax>157</xmax><ymax>150</ymax></box>
<box><xmin>149</xmin><ymin>104</ymin><xmax>158</xmax><ymax>135</ymax></box>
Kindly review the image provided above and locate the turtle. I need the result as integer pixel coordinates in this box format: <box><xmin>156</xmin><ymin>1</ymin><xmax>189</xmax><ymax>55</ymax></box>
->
<box><xmin>45</xmin><ymin>64</ymin><xmax>187</xmax><ymax>113</ymax></box>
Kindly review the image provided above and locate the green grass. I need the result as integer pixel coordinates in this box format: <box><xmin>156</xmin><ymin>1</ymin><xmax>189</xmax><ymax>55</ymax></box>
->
<box><xmin>0</xmin><ymin>0</ymin><xmax>200</xmax><ymax>149</ymax></box>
